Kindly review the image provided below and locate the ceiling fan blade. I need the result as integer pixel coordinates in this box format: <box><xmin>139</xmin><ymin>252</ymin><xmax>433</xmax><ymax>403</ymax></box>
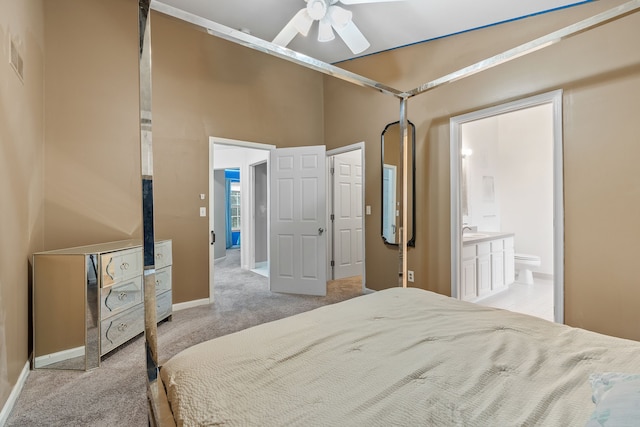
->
<box><xmin>333</xmin><ymin>19</ymin><xmax>370</xmax><ymax>54</ymax></box>
<box><xmin>293</xmin><ymin>10</ymin><xmax>315</xmax><ymax>36</ymax></box>
<box><xmin>318</xmin><ymin>19</ymin><xmax>335</xmax><ymax>42</ymax></box>
<box><xmin>272</xmin><ymin>9</ymin><xmax>313</xmax><ymax>46</ymax></box>
<box><xmin>339</xmin><ymin>0</ymin><xmax>405</xmax><ymax>4</ymax></box>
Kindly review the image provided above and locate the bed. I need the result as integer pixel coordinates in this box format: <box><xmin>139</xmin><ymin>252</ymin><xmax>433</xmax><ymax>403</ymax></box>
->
<box><xmin>159</xmin><ymin>288</ymin><xmax>640</xmax><ymax>426</ymax></box>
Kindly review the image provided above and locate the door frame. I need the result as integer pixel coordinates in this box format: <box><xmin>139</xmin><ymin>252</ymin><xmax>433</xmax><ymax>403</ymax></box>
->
<box><xmin>208</xmin><ymin>137</ymin><xmax>275</xmax><ymax>303</ymax></box>
<box><xmin>326</xmin><ymin>142</ymin><xmax>366</xmax><ymax>291</ymax></box>
<box><xmin>449</xmin><ymin>90</ymin><xmax>564</xmax><ymax>323</ymax></box>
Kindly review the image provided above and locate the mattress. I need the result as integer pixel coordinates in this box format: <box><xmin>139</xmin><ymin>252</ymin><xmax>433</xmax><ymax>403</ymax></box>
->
<box><xmin>161</xmin><ymin>288</ymin><xmax>640</xmax><ymax>426</ymax></box>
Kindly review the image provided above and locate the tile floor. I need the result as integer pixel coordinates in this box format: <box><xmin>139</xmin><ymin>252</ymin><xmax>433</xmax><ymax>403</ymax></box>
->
<box><xmin>475</xmin><ymin>276</ymin><xmax>554</xmax><ymax>322</ymax></box>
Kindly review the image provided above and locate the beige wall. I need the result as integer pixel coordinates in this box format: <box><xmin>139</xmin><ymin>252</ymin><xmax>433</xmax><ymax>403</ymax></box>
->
<box><xmin>325</xmin><ymin>0</ymin><xmax>640</xmax><ymax>340</ymax></box>
<box><xmin>0</xmin><ymin>0</ymin><xmax>45</xmax><ymax>409</ymax></box>
<box><xmin>43</xmin><ymin>2</ymin><xmax>325</xmax><ymax>304</ymax></box>
<box><xmin>44</xmin><ymin>0</ymin><xmax>141</xmax><ymax>249</ymax></box>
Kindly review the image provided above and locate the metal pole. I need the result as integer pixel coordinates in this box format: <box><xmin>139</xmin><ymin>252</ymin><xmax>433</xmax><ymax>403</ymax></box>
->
<box><xmin>150</xmin><ymin>1</ymin><xmax>405</xmax><ymax>99</ymax></box>
<box><xmin>399</xmin><ymin>97</ymin><xmax>409</xmax><ymax>288</ymax></box>
<box><xmin>407</xmin><ymin>0</ymin><xmax>640</xmax><ymax>97</ymax></box>
<box><xmin>138</xmin><ymin>1</ymin><xmax>161</xmax><ymax>425</ymax></box>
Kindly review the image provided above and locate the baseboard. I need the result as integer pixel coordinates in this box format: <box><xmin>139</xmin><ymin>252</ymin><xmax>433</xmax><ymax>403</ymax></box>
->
<box><xmin>172</xmin><ymin>298</ymin><xmax>210</xmax><ymax>312</ymax></box>
<box><xmin>33</xmin><ymin>346</ymin><xmax>84</xmax><ymax>368</ymax></box>
<box><xmin>0</xmin><ymin>360</ymin><xmax>29</xmax><ymax>426</ymax></box>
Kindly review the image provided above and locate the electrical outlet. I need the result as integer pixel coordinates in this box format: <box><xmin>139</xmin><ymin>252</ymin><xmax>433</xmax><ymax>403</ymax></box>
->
<box><xmin>408</xmin><ymin>270</ymin><xmax>414</xmax><ymax>282</ymax></box>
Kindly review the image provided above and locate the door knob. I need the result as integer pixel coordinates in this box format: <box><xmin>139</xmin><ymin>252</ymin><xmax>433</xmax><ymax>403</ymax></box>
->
<box><xmin>318</xmin><ymin>228</ymin><xmax>325</xmax><ymax>235</ymax></box>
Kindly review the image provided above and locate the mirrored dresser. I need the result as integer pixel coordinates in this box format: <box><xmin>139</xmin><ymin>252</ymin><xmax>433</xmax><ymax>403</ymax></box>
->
<box><xmin>32</xmin><ymin>239</ymin><xmax>172</xmax><ymax>370</ymax></box>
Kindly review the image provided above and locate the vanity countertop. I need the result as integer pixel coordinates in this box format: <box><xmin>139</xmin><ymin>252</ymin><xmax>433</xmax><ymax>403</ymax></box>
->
<box><xmin>462</xmin><ymin>231</ymin><xmax>514</xmax><ymax>245</ymax></box>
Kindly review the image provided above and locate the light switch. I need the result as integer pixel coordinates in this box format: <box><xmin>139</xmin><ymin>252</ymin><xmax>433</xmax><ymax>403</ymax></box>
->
<box><xmin>199</xmin><ymin>207</ymin><xmax>206</xmax><ymax>217</ymax></box>
<box><xmin>365</xmin><ymin>205</ymin><xmax>371</xmax><ymax>215</ymax></box>
<box><xmin>200</xmin><ymin>194</ymin><xmax>206</xmax><ymax>200</ymax></box>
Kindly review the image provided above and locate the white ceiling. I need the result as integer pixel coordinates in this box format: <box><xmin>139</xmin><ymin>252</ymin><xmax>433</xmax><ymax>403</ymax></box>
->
<box><xmin>158</xmin><ymin>0</ymin><xmax>589</xmax><ymax>64</ymax></box>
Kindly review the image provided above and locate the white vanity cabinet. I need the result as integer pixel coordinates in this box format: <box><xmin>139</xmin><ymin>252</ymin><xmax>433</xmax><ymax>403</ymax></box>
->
<box><xmin>461</xmin><ymin>233</ymin><xmax>514</xmax><ymax>302</ymax></box>
<box><xmin>32</xmin><ymin>239</ymin><xmax>172</xmax><ymax>370</ymax></box>
<box><xmin>477</xmin><ymin>242</ymin><xmax>492</xmax><ymax>297</ymax></box>
<box><xmin>491</xmin><ymin>240</ymin><xmax>505</xmax><ymax>291</ymax></box>
<box><xmin>461</xmin><ymin>246</ymin><xmax>477</xmax><ymax>301</ymax></box>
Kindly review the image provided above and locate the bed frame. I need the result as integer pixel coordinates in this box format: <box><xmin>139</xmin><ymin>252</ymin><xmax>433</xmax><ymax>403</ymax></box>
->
<box><xmin>136</xmin><ymin>1</ymin><xmax>640</xmax><ymax>424</ymax></box>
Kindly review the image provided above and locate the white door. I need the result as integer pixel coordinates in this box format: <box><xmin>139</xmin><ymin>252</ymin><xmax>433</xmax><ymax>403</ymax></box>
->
<box><xmin>270</xmin><ymin>146</ymin><xmax>327</xmax><ymax>296</ymax></box>
<box><xmin>333</xmin><ymin>151</ymin><xmax>363</xmax><ymax>279</ymax></box>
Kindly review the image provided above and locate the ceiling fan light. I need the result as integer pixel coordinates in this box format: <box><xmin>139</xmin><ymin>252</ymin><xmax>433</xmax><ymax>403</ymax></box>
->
<box><xmin>328</xmin><ymin>5</ymin><xmax>352</xmax><ymax>29</ymax></box>
<box><xmin>333</xmin><ymin>19</ymin><xmax>370</xmax><ymax>54</ymax></box>
<box><xmin>318</xmin><ymin>20</ymin><xmax>335</xmax><ymax>42</ymax></box>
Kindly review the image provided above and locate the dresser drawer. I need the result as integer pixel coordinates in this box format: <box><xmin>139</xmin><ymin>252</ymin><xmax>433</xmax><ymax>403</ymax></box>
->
<box><xmin>157</xmin><ymin>291</ymin><xmax>172</xmax><ymax>322</ymax></box>
<box><xmin>155</xmin><ymin>267</ymin><xmax>172</xmax><ymax>294</ymax></box>
<box><xmin>101</xmin><ymin>276</ymin><xmax>143</xmax><ymax>320</ymax></box>
<box><xmin>101</xmin><ymin>247</ymin><xmax>142</xmax><ymax>287</ymax></box>
<box><xmin>154</xmin><ymin>240</ymin><xmax>172</xmax><ymax>269</ymax></box>
<box><xmin>101</xmin><ymin>305</ymin><xmax>144</xmax><ymax>355</ymax></box>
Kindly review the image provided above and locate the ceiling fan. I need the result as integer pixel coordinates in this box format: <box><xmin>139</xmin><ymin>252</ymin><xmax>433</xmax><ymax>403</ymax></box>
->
<box><xmin>273</xmin><ymin>0</ymin><xmax>405</xmax><ymax>55</ymax></box>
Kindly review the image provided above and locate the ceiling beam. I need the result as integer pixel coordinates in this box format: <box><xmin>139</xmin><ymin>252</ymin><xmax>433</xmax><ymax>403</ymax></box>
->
<box><xmin>406</xmin><ymin>0</ymin><xmax>640</xmax><ymax>97</ymax></box>
<box><xmin>151</xmin><ymin>1</ymin><xmax>406</xmax><ymax>98</ymax></box>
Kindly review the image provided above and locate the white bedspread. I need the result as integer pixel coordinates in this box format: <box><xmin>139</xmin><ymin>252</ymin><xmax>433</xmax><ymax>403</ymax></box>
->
<box><xmin>161</xmin><ymin>288</ymin><xmax>640</xmax><ymax>426</ymax></box>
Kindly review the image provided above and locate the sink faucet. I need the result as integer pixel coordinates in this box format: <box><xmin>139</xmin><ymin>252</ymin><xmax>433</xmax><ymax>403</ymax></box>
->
<box><xmin>462</xmin><ymin>226</ymin><xmax>473</xmax><ymax>234</ymax></box>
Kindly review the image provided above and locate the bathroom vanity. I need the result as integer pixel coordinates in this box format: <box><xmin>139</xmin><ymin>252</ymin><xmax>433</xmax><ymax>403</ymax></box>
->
<box><xmin>461</xmin><ymin>232</ymin><xmax>515</xmax><ymax>302</ymax></box>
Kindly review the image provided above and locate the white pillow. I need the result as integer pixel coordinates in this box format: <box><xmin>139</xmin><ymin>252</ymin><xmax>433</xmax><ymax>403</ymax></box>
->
<box><xmin>585</xmin><ymin>372</ymin><xmax>640</xmax><ymax>427</ymax></box>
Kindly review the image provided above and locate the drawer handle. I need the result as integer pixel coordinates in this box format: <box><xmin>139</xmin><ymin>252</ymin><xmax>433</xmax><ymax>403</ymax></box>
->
<box><xmin>117</xmin><ymin>323</ymin><xmax>128</xmax><ymax>332</ymax></box>
<box><xmin>156</xmin><ymin>253</ymin><xmax>163</xmax><ymax>260</ymax></box>
<box><xmin>120</xmin><ymin>262</ymin><xmax>129</xmax><ymax>270</ymax></box>
<box><xmin>105</xmin><ymin>258</ymin><xmax>115</xmax><ymax>280</ymax></box>
<box><xmin>118</xmin><ymin>292</ymin><xmax>127</xmax><ymax>301</ymax></box>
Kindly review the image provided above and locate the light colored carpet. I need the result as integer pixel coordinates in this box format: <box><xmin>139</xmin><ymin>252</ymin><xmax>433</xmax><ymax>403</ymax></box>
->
<box><xmin>7</xmin><ymin>249</ymin><xmax>365</xmax><ymax>426</ymax></box>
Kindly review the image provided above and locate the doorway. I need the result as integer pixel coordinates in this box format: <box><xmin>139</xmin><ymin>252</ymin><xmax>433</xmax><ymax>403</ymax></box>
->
<box><xmin>208</xmin><ymin>137</ymin><xmax>274</xmax><ymax>302</ymax></box>
<box><xmin>327</xmin><ymin>143</ymin><xmax>366</xmax><ymax>290</ymax></box>
<box><xmin>209</xmin><ymin>138</ymin><xmax>332</xmax><ymax>299</ymax></box>
<box><xmin>449</xmin><ymin>90</ymin><xmax>564</xmax><ymax>323</ymax></box>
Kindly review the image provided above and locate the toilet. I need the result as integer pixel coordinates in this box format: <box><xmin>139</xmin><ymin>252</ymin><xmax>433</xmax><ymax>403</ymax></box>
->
<box><xmin>514</xmin><ymin>253</ymin><xmax>541</xmax><ymax>284</ymax></box>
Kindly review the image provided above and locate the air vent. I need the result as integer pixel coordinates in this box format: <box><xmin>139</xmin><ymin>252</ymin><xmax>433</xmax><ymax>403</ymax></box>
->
<box><xmin>10</xmin><ymin>38</ymin><xmax>24</xmax><ymax>82</ymax></box>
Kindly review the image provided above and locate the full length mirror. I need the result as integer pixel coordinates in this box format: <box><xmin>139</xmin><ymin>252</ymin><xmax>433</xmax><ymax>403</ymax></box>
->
<box><xmin>381</xmin><ymin>120</ymin><xmax>415</xmax><ymax>246</ymax></box>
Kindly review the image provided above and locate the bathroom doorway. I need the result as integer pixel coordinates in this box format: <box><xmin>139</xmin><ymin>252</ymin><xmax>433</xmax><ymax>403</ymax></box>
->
<box><xmin>450</xmin><ymin>90</ymin><xmax>564</xmax><ymax>323</ymax></box>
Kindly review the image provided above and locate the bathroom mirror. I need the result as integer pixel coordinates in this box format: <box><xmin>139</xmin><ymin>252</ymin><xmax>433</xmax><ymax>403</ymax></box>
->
<box><xmin>381</xmin><ymin>120</ymin><xmax>415</xmax><ymax>246</ymax></box>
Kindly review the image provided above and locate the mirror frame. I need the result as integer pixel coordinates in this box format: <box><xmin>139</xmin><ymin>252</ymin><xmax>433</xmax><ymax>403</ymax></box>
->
<box><xmin>381</xmin><ymin>120</ymin><xmax>416</xmax><ymax>247</ymax></box>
